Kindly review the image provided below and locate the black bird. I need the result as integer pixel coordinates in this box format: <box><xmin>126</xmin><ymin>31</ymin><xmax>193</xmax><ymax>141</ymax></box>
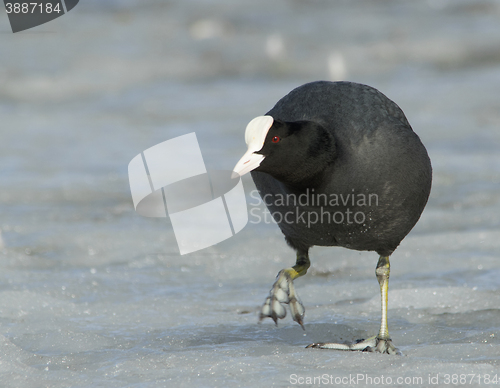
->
<box><xmin>233</xmin><ymin>81</ymin><xmax>432</xmax><ymax>354</ymax></box>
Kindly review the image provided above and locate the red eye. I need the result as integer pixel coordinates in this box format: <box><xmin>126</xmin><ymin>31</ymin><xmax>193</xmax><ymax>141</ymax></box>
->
<box><xmin>272</xmin><ymin>136</ymin><xmax>280</xmax><ymax>143</ymax></box>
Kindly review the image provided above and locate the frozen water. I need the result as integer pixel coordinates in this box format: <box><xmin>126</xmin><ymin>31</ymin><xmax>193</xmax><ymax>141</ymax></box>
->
<box><xmin>1</xmin><ymin>0</ymin><xmax>500</xmax><ymax>387</ymax></box>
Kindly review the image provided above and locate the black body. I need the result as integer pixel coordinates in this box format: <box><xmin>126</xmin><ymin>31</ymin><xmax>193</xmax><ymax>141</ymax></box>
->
<box><xmin>251</xmin><ymin>81</ymin><xmax>432</xmax><ymax>256</ymax></box>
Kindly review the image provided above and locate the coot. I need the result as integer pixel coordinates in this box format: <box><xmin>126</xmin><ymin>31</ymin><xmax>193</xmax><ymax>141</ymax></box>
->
<box><xmin>233</xmin><ymin>81</ymin><xmax>432</xmax><ymax>354</ymax></box>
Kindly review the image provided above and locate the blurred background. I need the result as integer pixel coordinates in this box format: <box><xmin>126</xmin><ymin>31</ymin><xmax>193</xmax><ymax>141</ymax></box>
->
<box><xmin>1</xmin><ymin>1</ymin><xmax>500</xmax><ymax>387</ymax></box>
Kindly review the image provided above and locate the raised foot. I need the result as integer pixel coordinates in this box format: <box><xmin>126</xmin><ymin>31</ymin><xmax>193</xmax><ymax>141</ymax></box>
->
<box><xmin>306</xmin><ymin>336</ymin><xmax>402</xmax><ymax>355</ymax></box>
<box><xmin>259</xmin><ymin>269</ymin><xmax>305</xmax><ymax>329</ymax></box>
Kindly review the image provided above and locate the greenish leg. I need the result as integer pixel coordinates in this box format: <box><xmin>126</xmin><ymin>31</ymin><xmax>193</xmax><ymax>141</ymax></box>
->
<box><xmin>286</xmin><ymin>250</ymin><xmax>311</xmax><ymax>280</ymax></box>
<box><xmin>259</xmin><ymin>250</ymin><xmax>310</xmax><ymax>329</ymax></box>
<box><xmin>376</xmin><ymin>255</ymin><xmax>390</xmax><ymax>340</ymax></box>
<box><xmin>306</xmin><ymin>255</ymin><xmax>401</xmax><ymax>355</ymax></box>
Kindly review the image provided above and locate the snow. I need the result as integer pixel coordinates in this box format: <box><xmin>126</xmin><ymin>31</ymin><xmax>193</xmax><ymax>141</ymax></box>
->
<box><xmin>1</xmin><ymin>0</ymin><xmax>500</xmax><ymax>387</ymax></box>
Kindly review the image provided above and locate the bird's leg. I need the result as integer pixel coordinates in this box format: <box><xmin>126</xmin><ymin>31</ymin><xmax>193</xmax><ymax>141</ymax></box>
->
<box><xmin>259</xmin><ymin>250</ymin><xmax>310</xmax><ymax>329</ymax></box>
<box><xmin>307</xmin><ymin>255</ymin><xmax>401</xmax><ymax>355</ymax></box>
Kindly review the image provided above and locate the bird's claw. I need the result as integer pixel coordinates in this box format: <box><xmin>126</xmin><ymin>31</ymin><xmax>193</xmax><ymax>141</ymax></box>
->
<box><xmin>306</xmin><ymin>336</ymin><xmax>401</xmax><ymax>355</ymax></box>
<box><xmin>259</xmin><ymin>269</ymin><xmax>305</xmax><ymax>329</ymax></box>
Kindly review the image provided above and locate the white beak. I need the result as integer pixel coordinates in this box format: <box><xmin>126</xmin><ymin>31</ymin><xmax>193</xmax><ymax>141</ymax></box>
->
<box><xmin>232</xmin><ymin>150</ymin><xmax>265</xmax><ymax>177</ymax></box>
<box><xmin>232</xmin><ymin>116</ymin><xmax>273</xmax><ymax>177</ymax></box>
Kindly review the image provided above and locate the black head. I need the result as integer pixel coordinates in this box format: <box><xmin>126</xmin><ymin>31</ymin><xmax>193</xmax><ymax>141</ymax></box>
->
<box><xmin>233</xmin><ymin>116</ymin><xmax>336</xmax><ymax>187</ymax></box>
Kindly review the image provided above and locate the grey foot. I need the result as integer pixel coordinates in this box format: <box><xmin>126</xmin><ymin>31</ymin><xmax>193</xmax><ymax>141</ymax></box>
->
<box><xmin>259</xmin><ymin>269</ymin><xmax>305</xmax><ymax>329</ymax></box>
<box><xmin>306</xmin><ymin>336</ymin><xmax>402</xmax><ymax>355</ymax></box>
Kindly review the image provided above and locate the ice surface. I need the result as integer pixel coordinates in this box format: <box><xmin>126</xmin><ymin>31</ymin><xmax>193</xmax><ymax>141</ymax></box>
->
<box><xmin>1</xmin><ymin>0</ymin><xmax>500</xmax><ymax>387</ymax></box>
